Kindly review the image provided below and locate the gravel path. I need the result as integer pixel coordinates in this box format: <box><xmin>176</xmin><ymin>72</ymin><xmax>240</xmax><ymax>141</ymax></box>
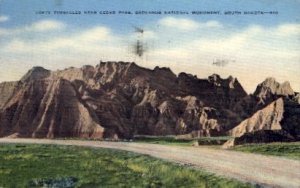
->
<box><xmin>0</xmin><ymin>138</ymin><xmax>299</xmax><ymax>188</ymax></box>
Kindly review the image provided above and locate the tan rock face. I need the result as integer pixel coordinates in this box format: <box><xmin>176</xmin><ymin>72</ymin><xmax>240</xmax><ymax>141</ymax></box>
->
<box><xmin>0</xmin><ymin>81</ymin><xmax>21</xmax><ymax>109</ymax></box>
<box><xmin>229</xmin><ymin>98</ymin><xmax>284</xmax><ymax>137</ymax></box>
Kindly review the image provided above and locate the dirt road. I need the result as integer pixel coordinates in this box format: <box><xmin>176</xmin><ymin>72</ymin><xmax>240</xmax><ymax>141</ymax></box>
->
<box><xmin>0</xmin><ymin>138</ymin><xmax>299</xmax><ymax>188</ymax></box>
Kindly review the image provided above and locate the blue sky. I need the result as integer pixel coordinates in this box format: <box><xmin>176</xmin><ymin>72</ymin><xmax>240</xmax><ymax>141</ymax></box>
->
<box><xmin>0</xmin><ymin>0</ymin><xmax>299</xmax><ymax>93</ymax></box>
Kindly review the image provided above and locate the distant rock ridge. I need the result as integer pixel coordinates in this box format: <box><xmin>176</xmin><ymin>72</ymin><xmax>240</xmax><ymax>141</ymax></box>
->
<box><xmin>254</xmin><ymin>77</ymin><xmax>294</xmax><ymax>104</ymax></box>
<box><xmin>0</xmin><ymin>61</ymin><xmax>299</xmax><ymax>140</ymax></box>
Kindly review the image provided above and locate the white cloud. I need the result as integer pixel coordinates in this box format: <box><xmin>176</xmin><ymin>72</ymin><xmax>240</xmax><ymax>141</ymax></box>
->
<box><xmin>3</xmin><ymin>39</ymin><xmax>27</xmax><ymax>53</ymax></box>
<box><xmin>199</xmin><ymin>20</ymin><xmax>222</xmax><ymax>28</ymax></box>
<box><xmin>159</xmin><ymin>17</ymin><xmax>200</xmax><ymax>31</ymax></box>
<box><xmin>158</xmin><ymin>17</ymin><xmax>222</xmax><ymax>31</ymax></box>
<box><xmin>0</xmin><ymin>25</ymin><xmax>133</xmax><ymax>84</ymax></box>
<box><xmin>146</xmin><ymin>23</ymin><xmax>300</xmax><ymax>92</ymax></box>
<box><xmin>140</xmin><ymin>30</ymin><xmax>157</xmax><ymax>39</ymax></box>
<box><xmin>0</xmin><ymin>15</ymin><xmax>9</xmax><ymax>22</ymax></box>
<box><xmin>2</xmin><ymin>26</ymin><xmax>114</xmax><ymax>53</ymax></box>
<box><xmin>275</xmin><ymin>23</ymin><xmax>300</xmax><ymax>36</ymax></box>
<box><xmin>29</xmin><ymin>20</ymin><xmax>65</xmax><ymax>32</ymax></box>
<box><xmin>0</xmin><ymin>19</ymin><xmax>65</xmax><ymax>36</ymax></box>
<box><xmin>149</xmin><ymin>23</ymin><xmax>299</xmax><ymax>64</ymax></box>
<box><xmin>1</xmin><ymin>24</ymin><xmax>133</xmax><ymax>75</ymax></box>
<box><xmin>0</xmin><ymin>18</ymin><xmax>299</xmax><ymax>93</ymax></box>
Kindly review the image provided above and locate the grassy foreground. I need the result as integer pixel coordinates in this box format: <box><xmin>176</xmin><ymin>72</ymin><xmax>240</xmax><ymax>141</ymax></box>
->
<box><xmin>232</xmin><ymin>142</ymin><xmax>300</xmax><ymax>160</ymax></box>
<box><xmin>0</xmin><ymin>144</ymin><xmax>253</xmax><ymax>188</ymax></box>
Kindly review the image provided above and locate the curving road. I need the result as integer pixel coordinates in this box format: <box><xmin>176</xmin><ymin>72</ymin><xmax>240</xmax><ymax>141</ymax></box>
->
<box><xmin>0</xmin><ymin>138</ymin><xmax>299</xmax><ymax>188</ymax></box>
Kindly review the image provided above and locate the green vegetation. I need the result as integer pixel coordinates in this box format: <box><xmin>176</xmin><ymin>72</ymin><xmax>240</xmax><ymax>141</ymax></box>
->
<box><xmin>0</xmin><ymin>144</ymin><xmax>253</xmax><ymax>188</ymax></box>
<box><xmin>133</xmin><ymin>136</ymin><xmax>231</xmax><ymax>146</ymax></box>
<box><xmin>233</xmin><ymin>142</ymin><xmax>300</xmax><ymax>160</ymax></box>
<box><xmin>133</xmin><ymin>136</ymin><xmax>194</xmax><ymax>146</ymax></box>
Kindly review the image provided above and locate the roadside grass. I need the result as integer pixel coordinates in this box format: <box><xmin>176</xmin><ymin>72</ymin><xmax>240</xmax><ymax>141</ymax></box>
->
<box><xmin>232</xmin><ymin>142</ymin><xmax>300</xmax><ymax>160</ymax></box>
<box><xmin>133</xmin><ymin>136</ymin><xmax>231</xmax><ymax>146</ymax></box>
<box><xmin>57</xmin><ymin>136</ymin><xmax>231</xmax><ymax>146</ymax></box>
<box><xmin>133</xmin><ymin>136</ymin><xmax>194</xmax><ymax>146</ymax></box>
<box><xmin>0</xmin><ymin>143</ymin><xmax>254</xmax><ymax>188</ymax></box>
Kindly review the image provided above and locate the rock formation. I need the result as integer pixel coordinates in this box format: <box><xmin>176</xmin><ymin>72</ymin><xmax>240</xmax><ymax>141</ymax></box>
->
<box><xmin>253</xmin><ymin>77</ymin><xmax>295</xmax><ymax>104</ymax></box>
<box><xmin>229</xmin><ymin>98</ymin><xmax>284</xmax><ymax>138</ymax></box>
<box><xmin>0</xmin><ymin>77</ymin><xmax>104</xmax><ymax>139</ymax></box>
<box><xmin>0</xmin><ymin>61</ymin><xmax>249</xmax><ymax>139</ymax></box>
<box><xmin>1</xmin><ymin>61</ymin><xmax>299</xmax><ymax>141</ymax></box>
<box><xmin>224</xmin><ymin>83</ymin><xmax>300</xmax><ymax>147</ymax></box>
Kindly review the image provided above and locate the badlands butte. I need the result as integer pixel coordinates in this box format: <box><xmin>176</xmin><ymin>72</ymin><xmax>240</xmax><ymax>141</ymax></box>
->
<box><xmin>0</xmin><ymin>61</ymin><xmax>299</xmax><ymax>146</ymax></box>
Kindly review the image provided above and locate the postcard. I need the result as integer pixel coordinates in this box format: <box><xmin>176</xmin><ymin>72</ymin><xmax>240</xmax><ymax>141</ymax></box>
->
<box><xmin>0</xmin><ymin>1</ymin><xmax>299</xmax><ymax>187</ymax></box>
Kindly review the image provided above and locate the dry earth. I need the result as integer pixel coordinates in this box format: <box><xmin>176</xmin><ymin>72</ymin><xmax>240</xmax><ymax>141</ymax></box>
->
<box><xmin>0</xmin><ymin>138</ymin><xmax>299</xmax><ymax>188</ymax></box>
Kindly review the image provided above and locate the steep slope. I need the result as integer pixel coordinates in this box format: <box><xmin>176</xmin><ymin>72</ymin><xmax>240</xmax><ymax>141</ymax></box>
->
<box><xmin>229</xmin><ymin>98</ymin><xmax>284</xmax><ymax>138</ymax></box>
<box><xmin>225</xmin><ymin>97</ymin><xmax>300</xmax><ymax>147</ymax></box>
<box><xmin>0</xmin><ymin>77</ymin><xmax>104</xmax><ymax>138</ymax></box>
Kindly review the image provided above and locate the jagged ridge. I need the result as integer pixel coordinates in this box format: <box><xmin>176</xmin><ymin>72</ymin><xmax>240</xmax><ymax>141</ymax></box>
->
<box><xmin>0</xmin><ymin>61</ymin><xmax>250</xmax><ymax>139</ymax></box>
